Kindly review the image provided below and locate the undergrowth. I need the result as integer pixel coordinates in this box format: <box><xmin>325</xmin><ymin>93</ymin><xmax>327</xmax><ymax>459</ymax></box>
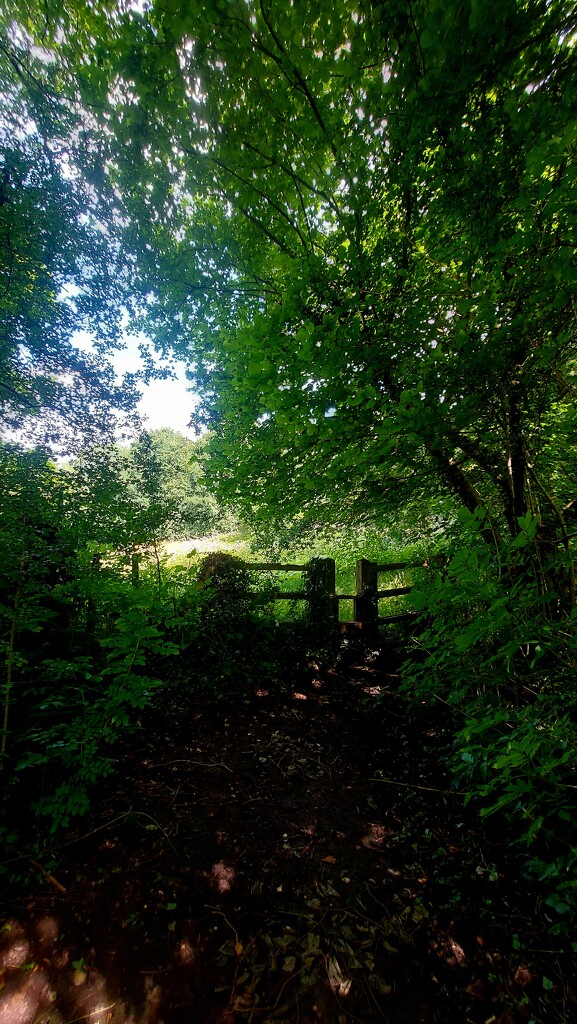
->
<box><xmin>0</xmin><ymin>547</ymin><xmax>313</xmax><ymax>855</ymax></box>
<box><xmin>400</xmin><ymin>509</ymin><xmax>577</xmax><ymax>939</ymax></box>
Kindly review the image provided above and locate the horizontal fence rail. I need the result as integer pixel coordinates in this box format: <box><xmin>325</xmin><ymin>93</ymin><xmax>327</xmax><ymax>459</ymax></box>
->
<box><xmin>355</xmin><ymin>556</ymin><xmax>445</xmax><ymax>625</ymax></box>
<box><xmin>234</xmin><ymin>555</ymin><xmax>440</xmax><ymax>626</ymax></box>
<box><xmin>243</xmin><ymin>563</ymin><xmax>308</xmax><ymax>572</ymax></box>
<box><xmin>376</xmin><ymin>586</ymin><xmax>413</xmax><ymax>598</ymax></box>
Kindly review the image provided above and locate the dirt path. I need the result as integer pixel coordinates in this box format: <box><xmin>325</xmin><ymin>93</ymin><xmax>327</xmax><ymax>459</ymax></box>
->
<box><xmin>0</xmin><ymin>643</ymin><xmax>573</xmax><ymax>1023</ymax></box>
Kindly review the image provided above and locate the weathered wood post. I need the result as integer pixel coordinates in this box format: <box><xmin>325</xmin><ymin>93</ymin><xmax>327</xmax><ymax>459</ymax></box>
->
<box><xmin>355</xmin><ymin>559</ymin><xmax>379</xmax><ymax>626</ymax></box>
<box><xmin>306</xmin><ymin>557</ymin><xmax>338</xmax><ymax>629</ymax></box>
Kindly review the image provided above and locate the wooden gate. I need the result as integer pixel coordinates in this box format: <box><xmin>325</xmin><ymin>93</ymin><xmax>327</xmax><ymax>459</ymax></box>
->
<box><xmin>242</xmin><ymin>557</ymin><xmax>433</xmax><ymax>626</ymax></box>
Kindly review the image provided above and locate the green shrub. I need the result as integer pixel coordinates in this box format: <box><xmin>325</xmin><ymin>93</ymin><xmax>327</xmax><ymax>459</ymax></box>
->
<box><xmin>400</xmin><ymin>510</ymin><xmax>577</xmax><ymax>932</ymax></box>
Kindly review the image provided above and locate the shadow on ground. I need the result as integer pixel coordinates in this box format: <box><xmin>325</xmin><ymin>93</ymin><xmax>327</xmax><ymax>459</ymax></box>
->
<box><xmin>1</xmin><ymin>639</ymin><xmax>572</xmax><ymax>1023</ymax></box>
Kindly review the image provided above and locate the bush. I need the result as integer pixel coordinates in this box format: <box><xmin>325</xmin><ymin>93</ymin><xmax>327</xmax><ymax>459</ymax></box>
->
<box><xmin>400</xmin><ymin>510</ymin><xmax>577</xmax><ymax>932</ymax></box>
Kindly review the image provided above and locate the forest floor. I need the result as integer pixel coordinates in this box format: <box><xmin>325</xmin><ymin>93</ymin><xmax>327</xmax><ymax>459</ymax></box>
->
<box><xmin>1</xmin><ymin>636</ymin><xmax>575</xmax><ymax>1024</ymax></box>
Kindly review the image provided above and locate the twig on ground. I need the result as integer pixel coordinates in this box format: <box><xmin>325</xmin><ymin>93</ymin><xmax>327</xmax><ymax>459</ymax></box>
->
<box><xmin>28</xmin><ymin>859</ymin><xmax>67</xmax><ymax>893</ymax></box>
<box><xmin>132</xmin><ymin>810</ymin><xmax>179</xmax><ymax>854</ymax></box>
<box><xmin>369</xmin><ymin>776</ymin><xmax>464</xmax><ymax>796</ymax></box>
<box><xmin>58</xmin><ymin>806</ymin><xmax>179</xmax><ymax>856</ymax></box>
<box><xmin>155</xmin><ymin>758</ymin><xmax>234</xmax><ymax>773</ymax></box>
<box><xmin>205</xmin><ymin>905</ymin><xmax>240</xmax><ymax>946</ymax></box>
<box><xmin>168</xmin><ymin>784</ymin><xmax>181</xmax><ymax>807</ymax></box>
<box><xmin>47</xmin><ymin>1004</ymin><xmax>116</xmax><ymax>1023</ymax></box>
<box><xmin>57</xmin><ymin>811</ymin><xmax>133</xmax><ymax>848</ymax></box>
<box><xmin>273</xmin><ymin>968</ymin><xmax>306</xmax><ymax>1008</ymax></box>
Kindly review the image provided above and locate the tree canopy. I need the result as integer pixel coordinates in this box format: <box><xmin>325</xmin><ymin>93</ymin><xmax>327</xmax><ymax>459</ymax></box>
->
<box><xmin>4</xmin><ymin>0</ymin><xmax>569</xmax><ymax>536</ymax></box>
<box><xmin>1</xmin><ymin>0</ymin><xmax>576</xmax><ymax>538</ymax></box>
<box><xmin>0</xmin><ymin>4</ymin><xmax>144</xmax><ymax>450</ymax></box>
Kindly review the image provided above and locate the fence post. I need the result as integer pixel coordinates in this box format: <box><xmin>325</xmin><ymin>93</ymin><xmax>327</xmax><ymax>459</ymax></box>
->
<box><xmin>307</xmin><ymin>557</ymin><xmax>338</xmax><ymax>629</ymax></box>
<box><xmin>355</xmin><ymin>559</ymin><xmax>378</xmax><ymax>625</ymax></box>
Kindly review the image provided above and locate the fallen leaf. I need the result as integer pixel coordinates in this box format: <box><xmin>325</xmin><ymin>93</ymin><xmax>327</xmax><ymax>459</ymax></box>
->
<box><xmin>411</xmin><ymin>903</ymin><xmax>429</xmax><ymax>923</ymax></box>
<box><xmin>327</xmin><ymin>957</ymin><xmax>352</xmax><ymax>997</ymax></box>
<box><xmin>466</xmin><ymin>979</ymin><xmax>485</xmax><ymax>1001</ymax></box>
<box><xmin>514</xmin><ymin>966</ymin><xmax>532</xmax><ymax>987</ymax></box>
<box><xmin>373</xmin><ymin>978</ymin><xmax>392</xmax><ymax>995</ymax></box>
<box><xmin>322</xmin><ymin>855</ymin><xmax>336</xmax><ymax>864</ymax></box>
<box><xmin>232</xmin><ymin>993</ymin><xmax>252</xmax><ymax>1012</ymax></box>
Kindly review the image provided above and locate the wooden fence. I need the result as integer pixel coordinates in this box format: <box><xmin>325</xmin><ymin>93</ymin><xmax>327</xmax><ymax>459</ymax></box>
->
<box><xmin>241</xmin><ymin>556</ymin><xmax>435</xmax><ymax>628</ymax></box>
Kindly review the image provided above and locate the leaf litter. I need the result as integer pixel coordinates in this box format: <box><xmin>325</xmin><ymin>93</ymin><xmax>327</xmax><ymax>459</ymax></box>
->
<box><xmin>1</xmin><ymin>638</ymin><xmax>575</xmax><ymax>1023</ymax></box>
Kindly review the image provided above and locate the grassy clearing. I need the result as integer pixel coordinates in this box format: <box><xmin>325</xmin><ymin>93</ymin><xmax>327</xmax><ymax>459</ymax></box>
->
<box><xmin>160</xmin><ymin>531</ymin><xmax>431</xmax><ymax>622</ymax></box>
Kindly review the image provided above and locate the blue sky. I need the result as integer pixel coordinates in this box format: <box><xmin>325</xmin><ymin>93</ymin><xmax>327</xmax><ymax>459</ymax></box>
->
<box><xmin>76</xmin><ymin>328</ymin><xmax>199</xmax><ymax>439</ymax></box>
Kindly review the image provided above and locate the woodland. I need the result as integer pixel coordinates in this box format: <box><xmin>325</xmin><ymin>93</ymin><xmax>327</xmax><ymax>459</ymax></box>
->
<box><xmin>1</xmin><ymin>0</ymin><xmax>577</xmax><ymax>1022</ymax></box>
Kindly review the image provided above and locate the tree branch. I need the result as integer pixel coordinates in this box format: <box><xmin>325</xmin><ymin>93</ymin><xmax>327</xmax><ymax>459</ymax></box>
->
<box><xmin>256</xmin><ymin>1</ymin><xmax>337</xmax><ymax>158</ymax></box>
